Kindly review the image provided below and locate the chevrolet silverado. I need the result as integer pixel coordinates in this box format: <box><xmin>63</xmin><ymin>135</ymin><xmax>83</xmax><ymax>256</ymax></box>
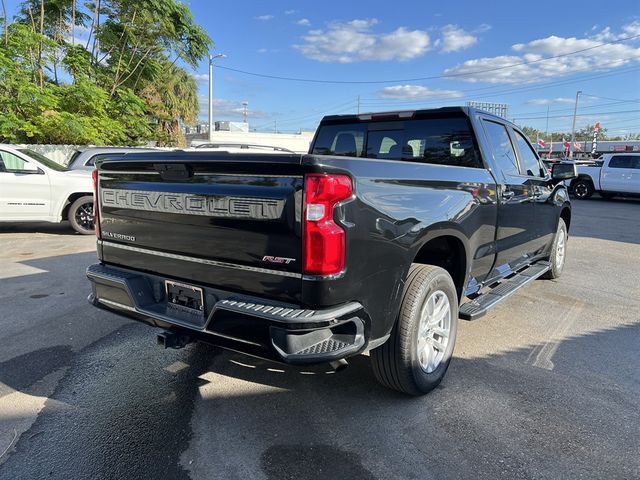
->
<box><xmin>86</xmin><ymin>107</ymin><xmax>577</xmax><ymax>395</ymax></box>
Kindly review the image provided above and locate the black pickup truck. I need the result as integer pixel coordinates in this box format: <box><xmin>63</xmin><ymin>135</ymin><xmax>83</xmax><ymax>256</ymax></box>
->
<box><xmin>87</xmin><ymin>107</ymin><xmax>577</xmax><ymax>395</ymax></box>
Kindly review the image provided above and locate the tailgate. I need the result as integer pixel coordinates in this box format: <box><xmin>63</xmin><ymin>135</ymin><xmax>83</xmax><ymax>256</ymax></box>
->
<box><xmin>96</xmin><ymin>152</ymin><xmax>304</xmax><ymax>302</ymax></box>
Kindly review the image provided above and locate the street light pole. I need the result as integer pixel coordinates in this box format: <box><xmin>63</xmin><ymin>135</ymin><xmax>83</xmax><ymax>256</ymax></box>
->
<box><xmin>208</xmin><ymin>53</ymin><xmax>226</xmax><ymax>142</ymax></box>
<box><xmin>569</xmin><ymin>90</ymin><xmax>582</xmax><ymax>159</ymax></box>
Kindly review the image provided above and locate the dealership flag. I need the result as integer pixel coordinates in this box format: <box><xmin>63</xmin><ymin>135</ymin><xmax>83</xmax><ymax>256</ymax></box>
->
<box><xmin>574</xmin><ymin>142</ymin><xmax>583</xmax><ymax>151</ymax></box>
<box><xmin>538</xmin><ymin>139</ymin><xmax>547</xmax><ymax>149</ymax></box>
<box><xmin>563</xmin><ymin>138</ymin><xmax>571</xmax><ymax>154</ymax></box>
<box><xmin>591</xmin><ymin>122</ymin><xmax>601</xmax><ymax>155</ymax></box>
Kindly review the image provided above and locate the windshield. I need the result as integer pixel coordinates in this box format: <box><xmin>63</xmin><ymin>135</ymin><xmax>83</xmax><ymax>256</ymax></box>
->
<box><xmin>18</xmin><ymin>149</ymin><xmax>68</xmax><ymax>172</ymax></box>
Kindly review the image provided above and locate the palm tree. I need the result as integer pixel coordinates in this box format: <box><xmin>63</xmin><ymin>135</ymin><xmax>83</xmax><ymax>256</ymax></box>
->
<box><xmin>142</xmin><ymin>62</ymin><xmax>198</xmax><ymax>147</ymax></box>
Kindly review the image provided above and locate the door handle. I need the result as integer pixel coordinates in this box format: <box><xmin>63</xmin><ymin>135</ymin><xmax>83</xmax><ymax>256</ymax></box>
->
<box><xmin>502</xmin><ymin>189</ymin><xmax>515</xmax><ymax>200</ymax></box>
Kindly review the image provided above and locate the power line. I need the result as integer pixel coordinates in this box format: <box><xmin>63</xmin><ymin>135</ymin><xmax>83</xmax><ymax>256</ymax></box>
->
<box><xmin>514</xmin><ymin>108</ymin><xmax>640</xmax><ymax>120</ymax></box>
<box><xmin>247</xmin><ymin>65</ymin><xmax>639</xmax><ymax>131</ymax></box>
<box><xmin>216</xmin><ymin>34</ymin><xmax>640</xmax><ymax>85</ymax></box>
<box><xmin>581</xmin><ymin>93</ymin><xmax>640</xmax><ymax>103</ymax></box>
<box><xmin>359</xmin><ymin>57</ymin><xmax>640</xmax><ymax>103</ymax></box>
<box><xmin>358</xmin><ymin>66</ymin><xmax>640</xmax><ymax>111</ymax></box>
<box><xmin>510</xmin><ymin>100</ymin><xmax>635</xmax><ymax>117</ymax></box>
<box><xmin>358</xmin><ymin>63</ymin><xmax>640</xmax><ymax>109</ymax></box>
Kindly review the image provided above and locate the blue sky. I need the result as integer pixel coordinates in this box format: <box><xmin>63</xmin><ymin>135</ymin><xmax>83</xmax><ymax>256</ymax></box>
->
<box><xmin>184</xmin><ymin>0</ymin><xmax>640</xmax><ymax>136</ymax></box>
<box><xmin>4</xmin><ymin>0</ymin><xmax>640</xmax><ymax>136</ymax></box>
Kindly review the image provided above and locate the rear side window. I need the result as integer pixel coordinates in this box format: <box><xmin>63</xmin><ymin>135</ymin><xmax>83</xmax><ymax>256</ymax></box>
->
<box><xmin>609</xmin><ymin>156</ymin><xmax>634</xmax><ymax>168</ymax></box>
<box><xmin>312</xmin><ymin>116</ymin><xmax>482</xmax><ymax>168</ymax></box>
<box><xmin>482</xmin><ymin>120</ymin><xmax>519</xmax><ymax>177</ymax></box>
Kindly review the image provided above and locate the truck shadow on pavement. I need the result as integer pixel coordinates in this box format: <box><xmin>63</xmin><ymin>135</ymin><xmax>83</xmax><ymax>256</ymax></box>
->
<box><xmin>1</xmin><ymin>318</ymin><xmax>638</xmax><ymax>480</ymax></box>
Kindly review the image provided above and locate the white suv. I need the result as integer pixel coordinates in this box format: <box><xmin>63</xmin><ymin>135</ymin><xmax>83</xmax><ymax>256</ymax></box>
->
<box><xmin>0</xmin><ymin>145</ymin><xmax>95</xmax><ymax>234</ymax></box>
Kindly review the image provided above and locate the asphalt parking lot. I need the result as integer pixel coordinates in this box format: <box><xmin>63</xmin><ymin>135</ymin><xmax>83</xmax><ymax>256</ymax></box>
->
<box><xmin>0</xmin><ymin>198</ymin><xmax>638</xmax><ymax>480</ymax></box>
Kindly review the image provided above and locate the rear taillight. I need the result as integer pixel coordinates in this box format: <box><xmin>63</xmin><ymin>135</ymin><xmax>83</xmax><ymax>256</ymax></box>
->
<box><xmin>303</xmin><ymin>174</ymin><xmax>353</xmax><ymax>275</ymax></box>
<box><xmin>92</xmin><ymin>169</ymin><xmax>101</xmax><ymax>239</ymax></box>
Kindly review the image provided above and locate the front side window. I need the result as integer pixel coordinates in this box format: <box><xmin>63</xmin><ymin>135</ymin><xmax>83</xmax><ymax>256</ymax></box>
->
<box><xmin>482</xmin><ymin>120</ymin><xmax>519</xmax><ymax>177</ymax></box>
<box><xmin>366</xmin><ymin>132</ymin><xmax>403</xmax><ymax>160</ymax></box>
<box><xmin>514</xmin><ymin>130</ymin><xmax>544</xmax><ymax>177</ymax></box>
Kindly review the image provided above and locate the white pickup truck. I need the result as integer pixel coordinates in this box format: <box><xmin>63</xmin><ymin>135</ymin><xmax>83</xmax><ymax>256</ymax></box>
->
<box><xmin>0</xmin><ymin>145</ymin><xmax>95</xmax><ymax>234</ymax></box>
<box><xmin>570</xmin><ymin>153</ymin><xmax>640</xmax><ymax>199</ymax></box>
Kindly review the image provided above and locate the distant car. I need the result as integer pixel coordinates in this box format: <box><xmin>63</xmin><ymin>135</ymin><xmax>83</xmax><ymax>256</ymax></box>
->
<box><xmin>569</xmin><ymin>153</ymin><xmax>640</xmax><ymax>199</ymax></box>
<box><xmin>191</xmin><ymin>143</ymin><xmax>296</xmax><ymax>154</ymax></box>
<box><xmin>0</xmin><ymin>145</ymin><xmax>94</xmax><ymax>234</ymax></box>
<box><xmin>67</xmin><ymin>147</ymin><xmax>158</xmax><ymax>171</ymax></box>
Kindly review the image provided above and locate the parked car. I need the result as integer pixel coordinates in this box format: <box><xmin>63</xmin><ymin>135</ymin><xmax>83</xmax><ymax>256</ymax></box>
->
<box><xmin>66</xmin><ymin>147</ymin><xmax>157</xmax><ymax>171</ymax></box>
<box><xmin>0</xmin><ymin>145</ymin><xmax>95</xmax><ymax>234</ymax></box>
<box><xmin>569</xmin><ymin>153</ymin><xmax>640</xmax><ymax>199</ymax></box>
<box><xmin>86</xmin><ymin>107</ymin><xmax>577</xmax><ymax>395</ymax></box>
<box><xmin>191</xmin><ymin>143</ymin><xmax>296</xmax><ymax>154</ymax></box>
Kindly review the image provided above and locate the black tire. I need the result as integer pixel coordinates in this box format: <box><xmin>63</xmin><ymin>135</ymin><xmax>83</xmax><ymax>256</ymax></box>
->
<box><xmin>600</xmin><ymin>191</ymin><xmax>616</xmax><ymax>200</ymax></box>
<box><xmin>371</xmin><ymin>264</ymin><xmax>458</xmax><ymax>396</ymax></box>
<box><xmin>542</xmin><ymin>218</ymin><xmax>567</xmax><ymax>279</ymax></box>
<box><xmin>68</xmin><ymin>195</ymin><xmax>95</xmax><ymax>235</ymax></box>
<box><xmin>572</xmin><ymin>178</ymin><xmax>594</xmax><ymax>199</ymax></box>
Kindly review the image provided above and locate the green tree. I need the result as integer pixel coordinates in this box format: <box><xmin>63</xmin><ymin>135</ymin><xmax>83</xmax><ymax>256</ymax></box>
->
<box><xmin>0</xmin><ymin>0</ymin><xmax>211</xmax><ymax>146</ymax></box>
<box><xmin>141</xmin><ymin>61</ymin><xmax>198</xmax><ymax>146</ymax></box>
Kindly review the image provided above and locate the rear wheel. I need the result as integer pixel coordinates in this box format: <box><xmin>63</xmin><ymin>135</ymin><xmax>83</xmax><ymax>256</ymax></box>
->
<box><xmin>371</xmin><ymin>264</ymin><xmax>458</xmax><ymax>395</ymax></box>
<box><xmin>542</xmin><ymin>218</ymin><xmax>567</xmax><ymax>279</ymax></box>
<box><xmin>68</xmin><ymin>195</ymin><xmax>95</xmax><ymax>235</ymax></box>
<box><xmin>572</xmin><ymin>178</ymin><xmax>594</xmax><ymax>199</ymax></box>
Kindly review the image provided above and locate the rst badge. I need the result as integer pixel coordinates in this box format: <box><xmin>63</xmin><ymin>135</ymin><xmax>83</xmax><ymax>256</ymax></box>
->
<box><xmin>262</xmin><ymin>256</ymin><xmax>296</xmax><ymax>265</ymax></box>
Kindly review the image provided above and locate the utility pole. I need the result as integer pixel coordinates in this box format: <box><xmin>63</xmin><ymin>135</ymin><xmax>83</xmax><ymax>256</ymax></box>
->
<box><xmin>208</xmin><ymin>53</ymin><xmax>226</xmax><ymax>142</ymax></box>
<box><xmin>569</xmin><ymin>90</ymin><xmax>582</xmax><ymax>158</ymax></box>
<box><xmin>241</xmin><ymin>101</ymin><xmax>248</xmax><ymax>123</ymax></box>
<box><xmin>356</xmin><ymin>95</ymin><xmax>360</xmax><ymax>114</ymax></box>
<box><xmin>545</xmin><ymin>105</ymin><xmax>549</xmax><ymax>140</ymax></box>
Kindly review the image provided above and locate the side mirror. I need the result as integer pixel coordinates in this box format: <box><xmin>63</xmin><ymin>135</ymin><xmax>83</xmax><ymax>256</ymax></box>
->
<box><xmin>551</xmin><ymin>162</ymin><xmax>577</xmax><ymax>181</ymax></box>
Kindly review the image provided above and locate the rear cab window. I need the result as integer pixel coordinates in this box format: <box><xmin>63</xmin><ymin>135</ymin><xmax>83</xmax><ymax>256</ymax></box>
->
<box><xmin>311</xmin><ymin>114</ymin><xmax>482</xmax><ymax>168</ymax></box>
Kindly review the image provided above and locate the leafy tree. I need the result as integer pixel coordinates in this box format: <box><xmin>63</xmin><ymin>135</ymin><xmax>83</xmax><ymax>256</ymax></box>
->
<box><xmin>0</xmin><ymin>0</ymin><xmax>211</xmax><ymax>146</ymax></box>
<box><xmin>141</xmin><ymin>61</ymin><xmax>198</xmax><ymax>146</ymax></box>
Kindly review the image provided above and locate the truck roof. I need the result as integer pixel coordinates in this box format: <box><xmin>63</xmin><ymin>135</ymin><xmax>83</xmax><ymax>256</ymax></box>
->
<box><xmin>319</xmin><ymin>106</ymin><xmax>509</xmax><ymax>125</ymax></box>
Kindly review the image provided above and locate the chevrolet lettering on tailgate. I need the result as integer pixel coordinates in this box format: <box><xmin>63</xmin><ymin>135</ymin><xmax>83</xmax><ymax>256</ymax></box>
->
<box><xmin>101</xmin><ymin>188</ymin><xmax>284</xmax><ymax>220</ymax></box>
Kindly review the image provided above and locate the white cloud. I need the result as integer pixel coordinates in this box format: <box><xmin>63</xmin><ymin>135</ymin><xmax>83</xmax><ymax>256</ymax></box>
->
<box><xmin>622</xmin><ymin>20</ymin><xmax>640</xmax><ymax>37</ymax></box>
<box><xmin>284</xmin><ymin>10</ymin><xmax>296</xmax><ymax>15</ymax></box>
<box><xmin>193</xmin><ymin>73</ymin><xmax>209</xmax><ymax>82</ymax></box>
<box><xmin>294</xmin><ymin>18</ymin><xmax>430</xmax><ymax>63</ymax></box>
<box><xmin>255</xmin><ymin>14</ymin><xmax>274</xmax><ymax>21</ymax></box>
<box><xmin>436</xmin><ymin>25</ymin><xmax>478</xmax><ymax>53</ymax></box>
<box><xmin>475</xmin><ymin>23</ymin><xmax>492</xmax><ymax>33</ymax></box>
<box><xmin>443</xmin><ymin>22</ymin><xmax>640</xmax><ymax>84</ymax></box>
<box><xmin>378</xmin><ymin>85</ymin><xmax>463</xmax><ymax>99</ymax></box>
<box><xmin>257</xmin><ymin>48</ymin><xmax>268</xmax><ymax>54</ymax></box>
<box><xmin>526</xmin><ymin>97</ymin><xmax>576</xmax><ymax>105</ymax></box>
<box><xmin>197</xmin><ymin>97</ymin><xmax>268</xmax><ymax>121</ymax></box>
<box><xmin>296</xmin><ymin>18</ymin><xmax>311</xmax><ymax>26</ymax></box>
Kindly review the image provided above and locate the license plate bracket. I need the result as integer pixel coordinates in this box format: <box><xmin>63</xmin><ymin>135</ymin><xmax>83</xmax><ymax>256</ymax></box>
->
<box><xmin>165</xmin><ymin>280</ymin><xmax>204</xmax><ymax>315</ymax></box>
